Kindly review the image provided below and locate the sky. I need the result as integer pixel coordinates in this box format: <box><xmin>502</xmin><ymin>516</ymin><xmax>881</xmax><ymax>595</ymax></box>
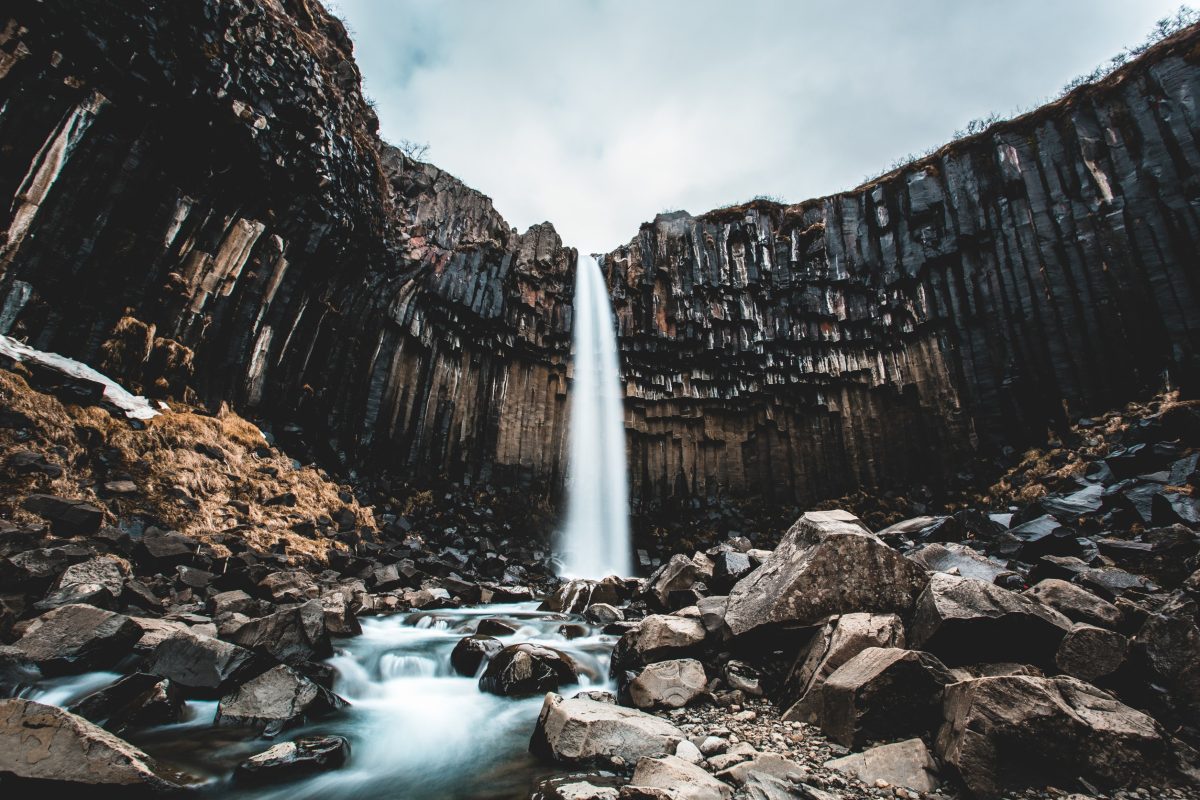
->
<box><xmin>328</xmin><ymin>0</ymin><xmax>1187</xmax><ymax>255</ymax></box>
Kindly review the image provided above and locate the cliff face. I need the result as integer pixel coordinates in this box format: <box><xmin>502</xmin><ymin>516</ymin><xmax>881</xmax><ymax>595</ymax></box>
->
<box><xmin>0</xmin><ymin>0</ymin><xmax>574</xmax><ymax>489</ymax></box>
<box><xmin>604</xmin><ymin>29</ymin><xmax>1200</xmax><ymax>507</ymax></box>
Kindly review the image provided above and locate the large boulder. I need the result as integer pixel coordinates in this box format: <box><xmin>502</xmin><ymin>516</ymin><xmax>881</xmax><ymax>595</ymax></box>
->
<box><xmin>0</xmin><ymin>698</ymin><xmax>192</xmax><ymax>791</ymax></box>
<box><xmin>825</xmin><ymin>738</ymin><xmax>939</xmax><ymax>794</ymax></box>
<box><xmin>68</xmin><ymin>672</ymin><xmax>183</xmax><ymax>733</ymax></box>
<box><xmin>54</xmin><ymin>555</ymin><xmax>131</xmax><ymax>598</ymax></box>
<box><xmin>798</xmin><ymin>647</ymin><xmax>955</xmax><ymax>747</ymax></box>
<box><xmin>479</xmin><ymin>643</ymin><xmax>578</xmax><ymax>697</ymax></box>
<box><xmin>909</xmin><ymin>573</ymin><xmax>1071</xmax><ymax>667</ymax></box>
<box><xmin>12</xmin><ymin>604</ymin><xmax>140</xmax><ymax>675</ymax></box>
<box><xmin>724</xmin><ymin>511</ymin><xmax>928</xmax><ymax>637</ymax></box>
<box><xmin>610</xmin><ymin>615</ymin><xmax>707</xmax><ymax>681</ymax></box>
<box><xmin>628</xmin><ymin>658</ymin><xmax>707</xmax><ymax>709</ymax></box>
<box><xmin>645</xmin><ymin>555</ymin><xmax>710</xmax><ymax>610</ymax></box>
<box><xmin>216</xmin><ymin>664</ymin><xmax>346</xmax><ymax>735</ymax></box>
<box><xmin>146</xmin><ymin>631</ymin><xmax>256</xmax><ymax>695</ymax></box>
<box><xmin>544</xmin><ymin>576</ymin><xmax>624</xmax><ymax>613</ymax></box>
<box><xmin>530</xmin><ymin>693</ymin><xmax>684</xmax><ymax>766</ymax></box>
<box><xmin>1055</xmin><ymin>623</ymin><xmax>1129</xmax><ymax>683</ymax></box>
<box><xmin>907</xmin><ymin>542</ymin><xmax>1018</xmax><ymax>586</ymax></box>
<box><xmin>627</xmin><ymin>755</ymin><xmax>732</xmax><ymax>800</ymax></box>
<box><xmin>234</xmin><ymin>735</ymin><xmax>350</xmax><ymax>785</ymax></box>
<box><xmin>223</xmin><ymin>599</ymin><xmax>331</xmax><ymax>665</ymax></box>
<box><xmin>1022</xmin><ymin>578</ymin><xmax>1123</xmax><ymax>629</ymax></box>
<box><xmin>781</xmin><ymin>612</ymin><xmax>905</xmax><ymax>714</ymax></box>
<box><xmin>936</xmin><ymin>675</ymin><xmax>1176</xmax><ymax>798</ymax></box>
<box><xmin>450</xmin><ymin>634</ymin><xmax>504</xmax><ymax>677</ymax></box>
<box><xmin>21</xmin><ymin>494</ymin><xmax>103</xmax><ymax>536</ymax></box>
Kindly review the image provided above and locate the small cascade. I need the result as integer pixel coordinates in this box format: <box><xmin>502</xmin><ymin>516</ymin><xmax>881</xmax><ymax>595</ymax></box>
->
<box><xmin>558</xmin><ymin>254</ymin><xmax>632</xmax><ymax>579</ymax></box>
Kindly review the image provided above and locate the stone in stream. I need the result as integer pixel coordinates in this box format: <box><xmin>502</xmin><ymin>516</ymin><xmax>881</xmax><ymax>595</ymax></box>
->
<box><xmin>146</xmin><ymin>631</ymin><xmax>257</xmax><ymax>695</ymax></box>
<box><xmin>583</xmin><ymin>603</ymin><xmax>624</xmax><ymax>625</ymax></box>
<box><xmin>530</xmin><ymin>693</ymin><xmax>685</xmax><ymax>766</ymax></box>
<box><xmin>936</xmin><ymin>675</ymin><xmax>1176</xmax><ymax>798</ymax></box>
<box><xmin>479</xmin><ymin>642</ymin><xmax>578</xmax><ymax>696</ymax></box>
<box><xmin>627</xmin><ymin>754</ymin><xmax>732</xmax><ymax>800</ymax></box>
<box><xmin>450</xmin><ymin>633</ymin><xmax>504</xmax><ymax>676</ymax></box>
<box><xmin>216</xmin><ymin>663</ymin><xmax>347</xmax><ymax>735</ymax></box>
<box><xmin>628</xmin><ymin>658</ymin><xmax>707</xmax><ymax>709</ymax></box>
<box><xmin>68</xmin><ymin>672</ymin><xmax>183</xmax><ymax>733</ymax></box>
<box><xmin>0</xmin><ymin>698</ymin><xmax>194</xmax><ymax>791</ymax></box>
<box><xmin>825</xmin><ymin>738</ymin><xmax>940</xmax><ymax>793</ymax></box>
<box><xmin>235</xmin><ymin>735</ymin><xmax>351</xmax><ymax>784</ymax></box>
<box><xmin>723</xmin><ymin>511</ymin><xmax>928</xmax><ymax>637</ymax></box>
<box><xmin>12</xmin><ymin>603</ymin><xmax>141</xmax><ymax>675</ymax></box>
<box><xmin>223</xmin><ymin>598</ymin><xmax>332</xmax><ymax>665</ymax></box>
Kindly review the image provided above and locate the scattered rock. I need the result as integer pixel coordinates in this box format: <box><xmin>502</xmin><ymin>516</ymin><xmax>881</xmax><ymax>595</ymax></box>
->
<box><xmin>224</xmin><ymin>599</ymin><xmax>331</xmax><ymax>666</ymax></box>
<box><xmin>21</xmin><ymin>494</ymin><xmax>103</xmax><ymax>536</ymax></box>
<box><xmin>147</xmin><ymin>631</ymin><xmax>256</xmax><ymax>695</ymax></box>
<box><xmin>1022</xmin><ymin>578</ymin><xmax>1124</xmax><ymax>629</ymax></box>
<box><xmin>68</xmin><ymin>672</ymin><xmax>183</xmax><ymax>733</ymax></box>
<box><xmin>450</xmin><ymin>634</ymin><xmax>503</xmax><ymax>677</ymax></box>
<box><xmin>1055</xmin><ymin>623</ymin><xmax>1129</xmax><ymax>683</ymax></box>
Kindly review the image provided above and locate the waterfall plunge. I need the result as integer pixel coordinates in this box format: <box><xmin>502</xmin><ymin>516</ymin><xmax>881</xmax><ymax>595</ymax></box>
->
<box><xmin>559</xmin><ymin>254</ymin><xmax>632</xmax><ymax>579</ymax></box>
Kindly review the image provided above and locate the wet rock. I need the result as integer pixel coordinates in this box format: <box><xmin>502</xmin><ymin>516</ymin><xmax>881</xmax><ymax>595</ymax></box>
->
<box><xmin>476</xmin><ymin>617</ymin><xmax>520</xmax><ymax>636</ymax></box>
<box><xmin>797</xmin><ymin>647</ymin><xmax>954</xmax><ymax>747</ymax></box>
<box><xmin>217</xmin><ymin>664</ymin><xmax>347</xmax><ymax>735</ymax></box>
<box><xmin>0</xmin><ymin>698</ymin><xmax>191</xmax><ymax>791</ymax></box>
<box><xmin>936</xmin><ymin>675</ymin><xmax>1175</xmax><ymax>798</ymax></box>
<box><xmin>234</xmin><ymin>735</ymin><xmax>350</xmax><ymax>785</ymax></box>
<box><xmin>1022</xmin><ymin>578</ymin><xmax>1123</xmax><ymax>629</ymax></box>
<box><xmin>21</xmin><ymin>494</ymin><xmax>103</xmax><ymax>536</ymax></box>
<box><xmin>12</xmin><ymin>603</ymin><xmax>140</xmax><ymax>675</ymax></box>
<box><xmin>1002</xmin><ymin>514</ymin><xmax>1083</xmax><ymax>560</ymax></box>
<box><xmin>907</xmin><ymin>542</ymin><xmax>1018</xmax><ymax>586</ymax></box>
<box><xmin>583</xmin><ymin>603</ymin><xmax>624</xmax><ymax>625</ymax></box>
<box><xmin>782</xmin><ymin>612</ymin><xmax>905</xmax><ymax>716</ymax></box>
<box><xmin>629</xmin><ymin>658</ymin><xmax>707</xmax><ymax>709</ymax></box>
<box><xmin>450</xmin><ymin>634</ymin><xmax>504</xmax><ymax>676</ymax></box>
<box><xmin>1055</xmin><ymin>623</ymin><xmax>1129</xmax><ymax>683</ymax></box>
<box><xmin>224</xmin><ymin>599</ymin><xmax>331</xmax><ymax>665</ymax></box>
<box><xmin>909</xmin><ymin>573</ymin><xmax>1071</xmax><ymax>667</ymax></box>
<box><xmin>724</xmin><ymin>511</ymin><xmax>928</xmax><ymax>637</ymax></box>
<box><xmin>68</xmin><ymin>672</ymin><xmax>183</xmax><ymax>733</ymax></box>
<box><xmin>147</xmin><ymin>631</ymin><xmax>256</xmax><ymax>695</ymax></box>
<box><xmin>479</xmin><ymin>643</ymin><xmax>578</xmax><ymax>696</ymax></box>
<box><xmin>530</xmin><ymin>693</ymin><xmax>684</xmax><ymax>766</ymax></box>
<box><xmin>628</xmin><ymin>754</ymin><xmax>732</xmax><ymax>800</ymax></box>
<box><xmin>825</xmin><ymin>738</ymin><xmax>939</xmax><ymax>793</ymax></box>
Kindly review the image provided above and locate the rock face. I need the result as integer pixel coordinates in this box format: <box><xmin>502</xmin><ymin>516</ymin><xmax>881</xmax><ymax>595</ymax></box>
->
<box><xmin>724</xmin><ymin>511</ymin><xmax>928</xmax><ymax>636</ymax></box>
<box><xmin>530</xmin><ymin>693</ymin><xmax>685</xmax><ymax>766</ymax></box>
<box><xmin>0</xmin><ymin>698</ymin><xmax>191</xmax><ymax>791</ymax></box>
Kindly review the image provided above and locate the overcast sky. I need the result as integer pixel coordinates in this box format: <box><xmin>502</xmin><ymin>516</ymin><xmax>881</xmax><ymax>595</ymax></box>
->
<box><xmin>328</xmin><ymin>0</ymin><xmax>1185</xmax><ymax>254</ymax></box>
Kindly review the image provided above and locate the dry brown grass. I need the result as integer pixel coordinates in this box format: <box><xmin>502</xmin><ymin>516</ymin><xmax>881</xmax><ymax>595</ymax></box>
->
<box><xmin>0</xmin><ymin>368</ymin><xmax>373</xmax><ymax>564</ymax></box>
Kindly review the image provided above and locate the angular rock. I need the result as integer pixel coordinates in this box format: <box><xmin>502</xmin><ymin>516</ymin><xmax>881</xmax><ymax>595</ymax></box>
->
<box><xmin>802</xmin><ymin>647</ymin><xmax>955</xmax><ymax>747</ymax></box>
<box><xmin>0</xmin><ymin>698</ymin><xmax>191</xmax><ymax>791</ymax></box>
<box><xmin>825</xmin><ymin>738</ymin><xmax>939</xmax><ymax>793</ymax></box>
<box><xmin>545</xmin><ymin>577</ymin><xmax>624</xmax><ymax>613</ymax></box>
<box><xmin>530</xmin><ymin>693</ymin><xmax>684</xmax><ymax>766</ymax></box>
<box><xmin>224</xmin><ymin>599</ymin><xmax>331</xmax><ymax>665</ymax></box>
<box><xmin>909</xmin><ymin>573</ymin><xmax>1071</xmax><ymax>667</ymax></box>
<box><xmin>936</xmin><ymin>675</ymin><xmax>1175</xmax><ymax>798</ymax></box>
<box><xmin>629</xmin><ymin>658</ymin><xmax>707</xmax><ymax>709</ymax></box>
<box><xmin>234</xmin><ymin>735</ymin><xmax>350</xmax><ymax>784</ymax></box>
<box><xmin>782</xmin><ymin>612</ymin><xmax>905</xmax><ymax>715</ymax></box>
<box><xmin>907</xmin><ymin>542</ymin><xmax>1017</xmax><ymax>586</ymax></box>
<box><xmin>612</xmin><ymin>614</ymin><xmax>707</xmax><ymax>677</ymax></box>
<box><xmin>54</xmin><ymin>554</ymin><xmax>131</xmax><ymax>598</ymax></box>
<box><xmin>724</xmin><ymin>511</ymin><xmax>928</xmax><ymax>637</ymax></box>
<box><xmin>628</xmin><ymin>754</ymin><xmax>732</xmax><ymax>800</ymax></box>
<box><xmin>1023</xmin><ymin>578</ymin><xmax>1123</xmax><ymax>629</ymax></box>
<box><xmin>583</xmin><ymin>603</ymin><xmax>624</xmax><ymax>625</ymax></box>
<box><xmin>147</xmin><ymin>631</ymin><xmax>256</xmax><ymax>695</ymax></box>
<box><xmin>1055</xmin><ymin>623</ymin><xmax>1128</xmax><ymax>683</ymax></box>
<box><xmin>216</xmin><ymin>664</ymin><xmax>346</xmax><ymax>735</ymax></box>
<box><xmin>13</xmin><ymin>604</ymin><xmax>140</xmax><ymax>675</ymax></box>
<box><xmin>34</xmin><ymin>580</ymin><xmax>117</xmax><ymax>612</ymax></box>
<box><xmin>479</xmin><ymin>643</ymin><xmax>577</xmax><ymax>696</ymax></box>
<box><xmin>450</xmin><ymin>634</ymin><xmax>503</xmax><ymax>677</ymax></box>
<box><xmin>68</xmin><ymin>672</ymin><xmax>183</xmax><ymax>733</ymax></box>
<box><xmin>646</xmin><ymin>555</ymin><xmax>709</xmax><ymax>610</ymax></box>
<box><xmin>21</xmin><ymin>494</ymin><xmax>103</xmax><ymax>536</ymax></box>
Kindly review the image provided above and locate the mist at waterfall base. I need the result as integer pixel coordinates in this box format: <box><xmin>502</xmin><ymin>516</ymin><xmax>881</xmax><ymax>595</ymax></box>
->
<box><xmin>558</xmin><ymin>254</ymin><xmax>632</xmax><ymax>579</ymax></box>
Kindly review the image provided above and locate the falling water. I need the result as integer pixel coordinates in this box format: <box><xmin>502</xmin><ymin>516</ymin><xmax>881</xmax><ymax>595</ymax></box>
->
<box><xmin>559</xmin><ymin>254</ymin><xmax>632</xmax><ymax>578</ymax></box>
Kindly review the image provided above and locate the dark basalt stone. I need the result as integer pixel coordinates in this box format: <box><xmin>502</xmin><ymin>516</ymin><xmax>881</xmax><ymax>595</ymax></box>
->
<box><xmin>21</xmin><ymin>494</ymin><xmax>103</xmax><ymax>537</ymax></box>
<box><xmin>450</xmin><ymin>634</ymin><xmax>503</xmax><ymax>677</ymax></box>
<box><xmin>478</xmin><ymin>643</ymin><xmax>578</xmax><ymax>697</ymax></box>
<box><xmin>235</xmin><ymin>735</ymin><xmax>350</xmax><ymax>785</ymax></box>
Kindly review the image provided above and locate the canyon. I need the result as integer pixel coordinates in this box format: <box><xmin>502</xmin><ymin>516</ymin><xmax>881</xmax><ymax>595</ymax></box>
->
<box><xmin>2</xmin><ymin>0</ymin><xmax>1199</xmax><ymax>513</ymax></box>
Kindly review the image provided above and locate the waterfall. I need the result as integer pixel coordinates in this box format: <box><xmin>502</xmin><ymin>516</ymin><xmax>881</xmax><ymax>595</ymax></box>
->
<box><xmin>559</xmin><ymin>254</ymin><xmax>632</xmax><ymax>579</ymax></box>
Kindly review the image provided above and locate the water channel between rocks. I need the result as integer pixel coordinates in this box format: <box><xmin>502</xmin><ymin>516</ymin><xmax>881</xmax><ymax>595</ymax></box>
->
<box><xmin>26</xmin><ymin>602</ymin><xmax>617</xmax><ymax>799</ymax></box>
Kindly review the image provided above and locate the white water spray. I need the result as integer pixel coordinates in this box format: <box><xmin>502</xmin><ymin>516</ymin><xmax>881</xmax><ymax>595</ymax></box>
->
<box><xmin>559</xmin><ymin>254</ymin><xmax>632</xmax><ymax>578</ymax></box>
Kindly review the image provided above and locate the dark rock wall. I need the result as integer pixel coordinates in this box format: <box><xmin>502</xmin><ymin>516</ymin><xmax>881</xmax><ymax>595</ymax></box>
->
<box><xmin>0</xmin><ymin>0</ymin><xmax>574</xmax><ymax>489</ymax></box>
<box><xmin>604</xmin><ymin>30</ymin><xmax>1200</xmax><ymax>507</ymax></box>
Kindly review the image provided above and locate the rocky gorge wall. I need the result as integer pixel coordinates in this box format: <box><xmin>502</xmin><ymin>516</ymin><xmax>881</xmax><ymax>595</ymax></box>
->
<box><xmin>604</xmin><ymin>27</ymin><xmax>1200</xmax><ymax>507</ymax></box>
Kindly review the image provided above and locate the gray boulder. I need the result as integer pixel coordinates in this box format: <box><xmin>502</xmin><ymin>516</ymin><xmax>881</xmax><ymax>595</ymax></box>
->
<box><xmin>147</xmin><ymin>631</ymin><xmax>256</xmax><ymax>695</ymax></box>
<box><xmin>224</xmin><ymin>599</ymin><xmax>331</xmax><ymax>665</ymax></box>
<box><xmin>234</xmin><ymin>735</ymin><xmax>350</xmax><ymax>784</ymax></box>
<box><xmin>907</xmin><ymin>542</ymin><xmax>1018</xmax><ymax>585</ymax></box>
<box><xmin>825</xmin><ymin>738</ymin><xmax>939</xmax><ymax>793</ymax></box>
<box><xmin>629</xmin><ymin>658</ymin><xmax>707</xmax><ymax>709</ymax></box>
<box><xmin>479</xmin><ymin>643</ymin><xmax>578</xmax><ymax>696</ymax></box>
<box><xmin>1023</xmin><ymin>578</ymin><xmax>1123</xmax><ymax>629</ymax></box>
<box><xmin>782</xmin><ymin>612</ymin><xmax>905</xmax><ymax>716</ymax></box>
<box><xmin>13</xmin><ymin>603</ymin><xmax>140</xmax><ymax>675</ymax></box>
<box><xmin>1055</xmin><ymin>623</ymin><xmax>1129</xmax><ymax>683</ymax></box>
<box><xmin>530</xmin><ymin>693</ymin><xmax>684</xmax><ymax>766</ymax></box>
<box><xmin>216</xmin><ymin>664</ymin><xmax>346</xmax><ymax>735</ymax></box>
<box><xmin>628</xmin><ymin>755</ymin><xmax>732</xmax><ymax>800</ymax></box>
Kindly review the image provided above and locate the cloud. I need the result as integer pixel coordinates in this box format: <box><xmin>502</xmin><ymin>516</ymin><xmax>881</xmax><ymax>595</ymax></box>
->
<box><xmin>329</xmin><ymin>0</ymin><xmax>1185</xmax><ymax>254</ymax></box>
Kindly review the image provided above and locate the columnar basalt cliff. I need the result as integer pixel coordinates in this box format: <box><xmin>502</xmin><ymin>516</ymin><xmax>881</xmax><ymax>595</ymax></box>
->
<box><xmin>605</xmin><ymin>28</ymin><xmax>1200</xmax><ymax>507</ymax></box>
<box><xmin>0</xmin><ymin>0</ymin><xmax>574</xmax><ymax>489</ymax></box>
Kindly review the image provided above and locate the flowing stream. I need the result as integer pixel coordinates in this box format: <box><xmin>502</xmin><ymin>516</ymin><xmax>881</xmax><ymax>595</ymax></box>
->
<box><xmin>22</xmin><ymin>603</ymin><xmax>617</xmax><ymax>799</ymax></box>
<box><xmin>559</xmin><ymin>254</ymin><xmax>632</xmax><ymax>579</ymax></box>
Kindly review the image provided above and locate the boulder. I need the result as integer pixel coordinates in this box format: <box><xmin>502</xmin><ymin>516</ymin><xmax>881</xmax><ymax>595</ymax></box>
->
<box><xmin>450</xmin><ymin>634</ymin><xmax>503</xmax><ymax>677</ymax></box>
<box><xmin>0</xmin><ymin>698</ymin><xmax>191</xmax><ymax>791</ymax></box>
<box><xmin>611</xmin><ymin>614</ymin><xmax>707</xmax><ymax>680</ymax></box>
<box><xmin>234</xmin><ymin>735</ymin><xmax>350</xmax><ymax>784</ymax></box>
<box><xmin>907</xmin><ymin>542</ymin><xmax>1018</xmax><ymax>586</ymax></box>
<box><xmin>479</xmin><ymin>643</ymin><xmax>578</xmax><ymax>696</ymax></box>
<box><xmin>147</xmin><ymin>631</ymin><xmax>256</xmax><ymax>695</ymax></box>
<box><xmin>54</xmin><ymin>554</ymin><xmax>131</xmax><ymax>598</ymax></box>
<box><xmin>530</xmin><ymin>693</ymin><xmax>684</xmax><ymax>766</ymax></box>
<box><xmin>258</xmin><ymin>571</ymin><xmax>319</xmax><ymax>603</ymax></box>
<box><xmin>135</xmin><ymin>528</ymin><xmax>198</xmax><ymax>568</ymax></box>
<box><xmin>628</xmin><ymin>658</ymin><xmax>707</xmax><ymax>709</ymax></box>
<box><xmin>209</xmin><ymin>589</ymin><xmax>257</xmax><ymax>616</ymax></box>
<box><xmin>800</xmin><ymin>647</ymin><xmax>955</xmax><ymax>747</ymax></box>
<box><xmin>724</xmin><ymin>511</ymin><xmax>928</xmax><ymax>637</ymax></box>
<box><xmin>68</xmin><ymin>672</ymin><xmax>183</xmax><ymax>733</ymax></box>
<box><xmin>909</xmin><ymin>573</ymin><xmax>1071</xmax><ymax>667</ymax></box>
<box><xmin>782</xmin><ymin>612</ymin><xmax>905</xmax><ymax>715</ymax></box>
<box><xmin>224</xmin><ymin>599</ymin><xmax>331</xmax><ymax>665</ymax></box>
<box><xmin>825</xmin><ymin>738</ymin><xmax>939</xmax><ymax>793</ymax></box>
<box><xmin>544</xmin><ymin>576</ymin><xmax>624</xmax><ymax>613</ymax></box>
<box><xmin>936</xmin><ymin>675</ymin><xmax>1175</xmax><ymax>798</ymax></box>
<box><xmin>1022</xmin><ymin>579</ymin><xmax>1123</xmax><ymax>629</ymax></box>
<box><xmin>320</xmin><ymin>589</ymin><xmax>361</xmax><ymax>637</ymax></box>
<box><xmin>34</xmin><ymin>580</ymin><xmax>117</xmax><ymax>612</ymax></box>
<box><xmin>535</xmin><ymin>780</ymin><xmax>620</xmax><ymax>800</ymax></box>
<box><xmin>645</xmin><ymin>555</ymin><xmax>712</xmax><ymax>610</ymax></box>
<box><xmin>628</xmin><ymin>755</ymin><xmax>732</xmax><ymax>800</ymax></box>
<box><xmin>1055</xmin><ymin>623</ymin><xmax>1129</xmax><ymax>683</ymax></box>
<box><xmin>21</xmin><ymin>494</ymin><xmax>103</xmax><ymax>536</ymax></box>
<box><xmin>13</xmin><ymin>604</ymin><xmax>140</xmax><ymax>675</ymax></box>
<box><xmin>216</xmin><ymin>664</ymin><xmax>346</xmax><ymax>735</ymax></box>
<box><xmin>709</xmin><ymin>551</ymin><xmax>753</xmax><ymax>593</ymax></box>
<box><xmin>584</xmin><ymin>603</ymin><xmax>624</xmax><ymax>625</ymax></box>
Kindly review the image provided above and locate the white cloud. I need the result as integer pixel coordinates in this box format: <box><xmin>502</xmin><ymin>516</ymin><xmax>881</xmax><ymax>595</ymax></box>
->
<box><xmin>329</xmin><ymin>0</ymin><xmax>1185</xmax><ymax>254</ymax></box>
